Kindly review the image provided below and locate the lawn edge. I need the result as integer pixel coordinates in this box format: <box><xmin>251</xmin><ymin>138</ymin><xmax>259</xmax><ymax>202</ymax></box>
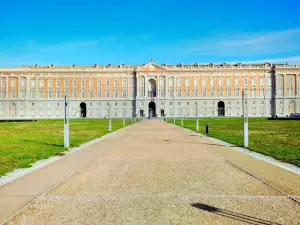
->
<box><xmin>167</xmin><ymin>120</ymin><xmax>300</xmax><ymax>175</ymax></box>
<box><xmin>0</xmin><ymin>120</ymin><xmax>142</xmax><ymax>187</ymax></box>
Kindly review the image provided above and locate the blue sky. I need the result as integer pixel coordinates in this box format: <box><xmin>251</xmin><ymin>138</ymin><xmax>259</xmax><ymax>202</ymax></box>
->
<box><xmin>1</xmin><ymin>0</ymin><xmax>300</xmax><ymax>66</ymax></box>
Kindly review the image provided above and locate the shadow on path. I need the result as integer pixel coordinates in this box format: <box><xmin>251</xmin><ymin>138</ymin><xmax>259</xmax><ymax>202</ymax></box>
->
<box><xmin>162</xmin><ymin>140</ymin><xmax>235</xmax><ymax>147</ymax></box>
<box><xmin>191</xmin><ymin>203</ymin><xmax>281</xmax><ymax>225</ymax></box>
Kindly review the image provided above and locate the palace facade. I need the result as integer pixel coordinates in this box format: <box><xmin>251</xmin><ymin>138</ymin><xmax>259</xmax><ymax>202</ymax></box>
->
<box><xmin>0</xmin><ymin>61</ymin><xmax>299</xmax><ymax>119</ymax></box>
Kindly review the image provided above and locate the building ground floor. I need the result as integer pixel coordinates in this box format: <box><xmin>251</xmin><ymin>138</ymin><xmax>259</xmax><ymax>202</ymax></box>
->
<box><xmin>0</xmin><ymin>97</ymin><xmax>299</xmax><ymax>119</ymax></box>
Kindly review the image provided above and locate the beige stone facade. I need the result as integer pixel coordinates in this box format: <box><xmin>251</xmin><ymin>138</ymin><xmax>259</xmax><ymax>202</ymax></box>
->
<box><xmin>0</xmin><ymin>62</ymin><xmax>299</xmax><ymax>119</ymax></box>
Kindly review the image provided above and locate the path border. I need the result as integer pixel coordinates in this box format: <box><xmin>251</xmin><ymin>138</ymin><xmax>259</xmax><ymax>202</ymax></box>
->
<box><xmin>0</xmin><ymin>120</ymin><xmax>141</xmax><ymax>187</ymax></box>
<box><xmin>168</xmin><ymin>121</ymin><xmax>300</xmax><ymax>175</ymax></box>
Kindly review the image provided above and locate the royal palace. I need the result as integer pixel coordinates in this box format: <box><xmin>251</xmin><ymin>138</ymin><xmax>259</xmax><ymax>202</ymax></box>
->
<box><xmin>0</xmin><ymin>61</ymin><xmax>299</xmax><ymax>119</ymax></box>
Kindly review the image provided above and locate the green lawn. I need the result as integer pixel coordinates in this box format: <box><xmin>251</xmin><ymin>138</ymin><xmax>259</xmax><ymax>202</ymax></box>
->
<box><xmin>0</xmin><ymin>119</ymin><xmax>134</xmax><ymax>176</ymax></box>
<box><xmin>167</xmin><ymin>118</ymin><xmax>300</xmax><ymax>167</ymax></box>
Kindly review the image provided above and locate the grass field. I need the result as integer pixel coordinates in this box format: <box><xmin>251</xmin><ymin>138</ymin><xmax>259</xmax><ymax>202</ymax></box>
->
<box><xmin>0</xmin><ymin>119</ymin><xmax>134</xmax><ymax>176</ymax></box>
<box><xmin>167</xmin><ymin>118</ymin><xmax>300</xmax><ymax>167</ymax></box>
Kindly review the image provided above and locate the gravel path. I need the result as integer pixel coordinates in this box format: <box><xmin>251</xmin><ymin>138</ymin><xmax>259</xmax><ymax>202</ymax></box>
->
<box><xmin>5</xmin><ymin>120</ymin><xmax>300</xmax><ymax>224</ymax></box>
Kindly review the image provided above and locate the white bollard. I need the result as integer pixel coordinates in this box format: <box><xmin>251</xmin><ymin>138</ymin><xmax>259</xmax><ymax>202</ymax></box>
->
<box><xmin>196</xmin><ymin>119</ymin><xmax>199</xmax><ymax>132</ymax></box>
<box><xmin>181</xmin><ymin>117</ymin><xmax>183</xmax><ymax>126</ymax></box>
<box><xmin>244</xmin><ymin>120</ymin><xmax>248</xmax><ymax>147</ymax></box>
<box><xmin>109</xmin><ymin>119</ymin><xmax>112</xmax><ymax>132</ymax></box>
<box><xmin>64</xmin><ymin>124</ymin><xmax>69</xmax><ymax>148</ymax></box>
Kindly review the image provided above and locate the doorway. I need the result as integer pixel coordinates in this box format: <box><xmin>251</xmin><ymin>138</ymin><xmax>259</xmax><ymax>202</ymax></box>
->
<box><xmin>160</xmin><ymin>109</ymin><xmax>165</xmax><ymax>117</ymax></box>
<box><xmin>140</xmin><ymin>110</ymin><xmax>144</xmax><ymax>117</ymax></box>
<box><xmin>149</xmin><ymin>101</ymin><xmax>156</xmax><ymax>117</ymax></box>
<box><xmin>218</xmin><ymin>101</ymin><xmax>225</xmax><ymax>116</ymax></box>
<box><xmin>80</xmin><ymin>102</ymin><xmax>87</xmax><ymax>118</ymax></box>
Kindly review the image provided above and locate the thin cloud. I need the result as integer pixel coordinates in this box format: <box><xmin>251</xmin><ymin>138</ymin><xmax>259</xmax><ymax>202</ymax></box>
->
<box><xmin>243</xmin><ymin>56</ymin><xmax>300</xmax><ymax>64</ymax></box>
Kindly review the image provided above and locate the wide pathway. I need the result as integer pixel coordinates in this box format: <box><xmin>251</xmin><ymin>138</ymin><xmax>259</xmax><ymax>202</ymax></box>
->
<box><xmin>2</xmin><ymin>120</ymin><xmax>300</xmax><ymax>224</ymax></box>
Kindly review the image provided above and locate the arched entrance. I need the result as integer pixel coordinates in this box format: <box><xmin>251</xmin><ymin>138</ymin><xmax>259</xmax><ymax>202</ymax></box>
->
<box><xmin>80</xmin><ymin>102</ymin><xmax>87</xmax><ymax>118</ymax></box>
<box><xmin>149</xmin><ymin>101</ymin><xmax>156</xmax><ymax>117</ymax></box>
<box><xmin>288</xmin><ymin>100</ymin><xmax>296</xmax><ymax>114</ymax></box>
<box><xmin>218</xmin><ymin>101</ymin><xmax>225</xmax><ymax>116</ymax></box>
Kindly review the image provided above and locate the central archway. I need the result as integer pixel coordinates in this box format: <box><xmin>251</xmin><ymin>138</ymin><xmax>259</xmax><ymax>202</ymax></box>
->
<box><xmin>218</xmin><ymin>101</ymin><xmax>225</xmax><ymax>116</ymax></box>
<box><xmin>149</xmin><ymin>101</ymin><xmax>156</xmax><ymax>117</ymax></box>
<box><xmin>80</xmin><ymin>102</ymin><xmax>87</xmax><ymax>118</ymax></box>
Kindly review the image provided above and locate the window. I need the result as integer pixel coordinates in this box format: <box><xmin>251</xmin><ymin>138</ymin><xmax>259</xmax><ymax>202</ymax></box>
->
<box><xmin>56</xmin><ymin>79</ymin><xmax>60</xmax><ymax>88</ymax></box>
<box><xmin>252</xmin><ymin>78</ymin><xmax>256</xmax><ymax>86</ymax></box>
<box><xmin>210</xmin><ymin>78</ymin><xmax>214</xmax><ymax>86</ymax></box>
<box><xmin>114</xmin><ymin>79</ymin><xmax>118</xmax><ymax>88</ymax></box>
<box><xmin>56</xmin><ymin>90</ymin><xmax>60</xmax><ymax>98</ymax></box>
<box><xmin>176</xmin><ymin>78</ymin><xmax>181</xmax><ymax>86</ymax></box>
<box><xmin>122</xmin><ymin>79</ymin><xmax>127</xmax><ymax>88</ymax></box>
<box><xmin>89</xmin><ymin>79</ymin><xmax>93</xmax><ymax>88</ymax></box>
<box><xmin>260</xmin><ymin>88</ymin><xmax>264</xmax><ymax>97</ymax></box>
<box><xmin>98</xmin><ymin>90</ymin><xmax>102</xmax><ymax>98</ymax></box>
<box><xmin>21</xmin><ymin>79</ymin><xmax>25</xmax><ymax>88</ymax></box>
<box><xmin>40</xmin><ymin>79</ymin><xmax>44</xmax><ymax>88</ymax></box>
<box><xmin>194</xmin><ymin>79</ymin><xmax>198</xmax><ymax>88</ymax></box>
<box><xmin>11</xmin><ymin>79</ymin><xmax>16</xmax><ymax>88</ymax></box>
<box><xmin>235</xmin><ymin>78</ymin><xmax>239</xmax><ymax>86</ymax></box>
<box><xmin>244</xmin><ymin>78</ymin><xmax>248</xmax><ymax>86</ymax></box>
<box><xmin>227</xmin><ymin>78</ymin><xmax>231</xmax><ymax>86</ymax></box>
<box><xmin>64</xmin><ymin>79</ymin><xmax>68</xmax><ymax>88</ymax></box>
<box><xmin>218</xmin><ymin>78</ymin><xmax>222</xmax><ymax>86</ymax></box>
<box><xmin>288</xmin><ymin>77</ymin><xmax>293</xmax><ymax>85</ymax></box>
<box><xmin>11</xmin><ymin>90</ymin><xmax>16</xmax><ymax>98</ymax></box>
<box><xmin>202</xmin><ymin>78</ymin><xmax>206</xmax><ymax>87</ymax></box>
<box><xmin>106</xmin><ymin>90</ymin><xmax>110</xmax><ymax>97</ymax></box>
<box><xmin>139</xmin><ymin>89</ymin><xmax>143</xmax><ymax>97</ymax></box>
<box><xmin>90</xmin><ymin>90</ymin><xmax>93</xmax><ymax>98</ymax></box>
<box><xmin>210</xmin><ymin>89</ymin><xmax>214</xmax><ymax>97</ymax></box>
<box><xmin>106</xmin><ymin>79</ymin><xmax>110</xmax><ymax>87</ymax></box>
<box><xmin>185</xmin><ymin>89</ymin><xmax>190</xmax><ymax>97</ymax></box>
<box><xmin>48</xmin><ymin>90</ymin><xmax>52</xmax><ymax>98</ymax></box>
<box><xmin>288</xmin><ymin>88</ymin><xmax>292</xmax><ymax>96</ymax></box>
<box><xmin>81</xmin><ymin>91</ymin><xmax>85</xmax><ymax>98</ymax></box>
<box><xmin>252</xmin><ymin>88</ymin><xmax>256</xmax><ymax>97</ymax></box>
<box><xmin>81</xmin><ymin>79</ymin><xmax>85</xmax><ymax>87</ymax></box>
<box><xmin>31</xmin><ymin>79</ymin><xmax>35</xmax><ymax>88</ymax></box>
<box><xmin>122</xmin><ymin>90</ymin><xmax>126</xmax><ymax>97</ymax></box>
<box><xmin>278</xmin><ymin>77</ymin><xmax>283</xmax><ymax>85</ymax></box>
<box><xmin>202</xmin><ymin>89</ymin><xmax>206</xmax><ymax>96</ymax></box>
<box><xmin>73</xmin><ymin>79</ymin><xmax>77</xmax><ymax>87</ymax></box>
<box><xmin>235</xmin><ymin>88</ymin><xmax>239</xmax><ymax>97</ymax></box>
<box><xmin>185</xmin><ymin>79</ymin><xmax>190</xmax><ymax>86</ymax></box>
<box><xmin>194</xmin><ymin>89</ymin><xmax>198</xmax><ymax>97</ymax></box>
<box><xmin>72</xmin><ymin>91</ymin><xmax>77</xmax><ymax>98</ymax></box>
<box><xmin>260</xmin><ymin>78</ymin><xmax>264</xmax><ymax>86</ymax></box>
<box><xmin>114</xmin><ymin>90</ymin><xmax>118</xmax><ymax>98</ymax></box>
<box><xmin>227</xmin><ymin>88</ymin><xmax>231</xmax><ymax>96</ymax></box>
<box><xmin>170</xmin><ymin>90</ymin><xmax>174</xmax><ymax>97</ymax></box>
<box><xmin>177</xmin><ymin>89</ymin><xmax>181</xmax><ymax>97</ymax></box>
<box><xmin>218</xmin><ymin>88</ymin><xmax>223</xmax><ymax>97</ymax></box>
<box><xmin>97</xmin><ymin>79</ymin><xmax>102</xmax><ymax>87</ymax></box>
<box><xmin>40</xmin><ymin>90</ymin><xmax>44</xmax><ymax>98</ymax></box>
<box><xmin>268</xmin><ymin>77</ymin><xmax>272</xmax><ymax>86</ymax></box>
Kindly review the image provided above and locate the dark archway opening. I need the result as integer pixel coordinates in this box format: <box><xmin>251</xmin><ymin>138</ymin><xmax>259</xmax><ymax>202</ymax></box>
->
<box><xmin>149</xmin><ymin>101</ymin><xmax>156</xmax><ymax>118</ymax></box>
<box><xmin>218</xmin><ymin>101</ymin><xmax>225</xmax><ymax>116</ymax></box>
<box><xmin>80</xmin><ymin>102</ymin><xmax>87</xmax><ymax>118</ymax></box>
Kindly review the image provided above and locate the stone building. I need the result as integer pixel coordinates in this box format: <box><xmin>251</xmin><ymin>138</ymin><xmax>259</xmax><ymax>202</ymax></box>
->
<box><xmin>0</xmin><ymin>61</ymin><xmax>299</xmax><ymax>119</ymax></box>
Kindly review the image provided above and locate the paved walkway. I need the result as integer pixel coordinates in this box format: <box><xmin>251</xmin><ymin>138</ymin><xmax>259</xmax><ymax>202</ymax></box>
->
<box><xmin>1</xmin><ymin>120</ymin><xmax>300</xmax><ymax>224</ymax></box>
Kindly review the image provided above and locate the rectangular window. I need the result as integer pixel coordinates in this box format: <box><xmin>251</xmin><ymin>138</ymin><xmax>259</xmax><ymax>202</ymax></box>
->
<box><xmin>268</xmin><ymin>77</ymin><xmax>271</xmax><ymax>86</ymax></box>
<box><xmin>235</xmin><ymin>88</ymin><xmax>239</xmax><ymax>96</ymax></box>
<box><xmin>64</xmin><ymin>79</ymin><xmax>69</xmax><ymax>88</ymax></box>
<box><xmin>31</xmin><ymin>79</ymin><xmax>35</xmax><ymax>88</ymax></box>
<box><xmin>56</xmin><ymin>79</ymin><xmax>60</xmax><ymax>88</ymax></box>
<box><xmin>244</xmin><ymin>78</ymin><xmax>248</xmax><ymax>86</ymax></box>
<box><xmin>106</xmin><ymin>90</ymin><xmax>110</xmax><ymax>97</ymax></box>
<box><xmin>288</xmin><ymin>88</ymin><xmax>292</xmax><ymax>96</ymax></box>
<box><xmin>218</xmin><ymin>78</ymin><xmax>222</xmax><ymax>86</ymax></box>
<box><xmin>260</xmin><ymin>78</ymin><xmax>264</xmax><ymax>86</ymax></box>
<box><xmin>202</xmin><ymin>78</ymin><xmax>206</xmax><ymax>87</ymax></box>
<box><xmin>48</xmin><ymin>90</ymin><xmax>52</xmax><ymax>98</ymax></box>
<box><xmin>73</xmin><ymin>79</ymin><xmax>77</xmax><ymax>87</ymax></box>
<box><xmin>235</xmin><ymin>78</ymin><xmax>239</xmax><ymax>86</ymax></box>
<box><xmin>21</xmin><ymin>79</ymin><xmax>25</xmax><ymax>88</ymax></box>
<box><xmin>202</xmin><ymin>89</ymin><xmax>206</xmax><ymax>97</ymax></box>
<box><xmin>260</xmin><ymin>88</ymin><xmax>264</xmax><ymax>97</ymax></box>
<box><xmin>40</xmin><ymin>91</ymin><xmax>44</xmax><ymax>98</ymax></box>
<box><xmin>122</xmin><ymin>90</ymin><xmax>126</xmax><ymax>97</ymax></box>
<box><xmin>177</xmin><ymin>89</ymin><xmax>181</xmax><ymax>97</ymax></box>
<box><xmin>56</xmin><ymin>90</ymin><xmax>60</xmax><ymax>98</ymax></box>
<box><xmin>218</xmin><ymin>88</ymin><xmax>223</xmax><ymax>97</ymax></box>
<box><xmin>72</xmin><ymin>91</ymin><xmax>77</xmax><ymax>98</ymax></box>
<box><xmin>81</xmin><ymin>79</ymin><xmax>85</xmax><ymax>87</ymax></box>
<box><xmin>114</xmin><ymin>79</ymin><xmax>118</xmax><ymax>88</ymax></box>
<box><xmin>194</xmin><ymin>89</ymin><xmax>198</xmax><ymax>97</ymax></box>
<box><xmin>97</xmin><ymin>90</ymin><xmax>102</xmax><ymax>98</ymax></box>
<box><xmin>169</xmin><ymin>78</ymin><xmax>174</xmax><ymax>87</ymax></box>
<box><xmin>252</xmin><ymin>88</ymin><xmax>256</xmax><ymax>97</ymax></box>
<box><xmin>89</xmin><ymin>79</ymin><xmax>93</xmax><ymax>88</ymax></box>
<box><xmin>114</xmin><ymin>90</ymin><xmax>118</xmax><ymax>98</ymax></box>
<box><xmin>106</xmin><ymin>79</ymin><xmax>110</xmax><ymax>87</ymax></box>
<box><xmin>40</xmin><ymin>79</ymin><xmax>44</xmax><ymax>88</ymax></box>
<box><xmin>97</xmin><ymin>79</ymin><xmax>102</xmax><ymax>87</ymax></box>
<box><xmin>11</xmin><ymin>79</ymin><xmax>16</xmax><ymax>88</ymax></box>
<box><xmin>288</xmin><ymin>77</ymin><xmax>293</xmax><ymax>85</ymax></box>
<box><xmin>81</xmin><ymin>91</ymin><xmax>85</xmax><ymax>98</ymax></box>
<box><xmin>227</xmin><ymin>89</ymin><xmax>231</xmax><ymax>96</ymax></box>
<box><xmin>210</xmin><ymin>89</ymin><xmax>214</xmax><ymax>97</ymax></box>
<box><xmin>177</xmin><ymin>78</ymin><xmax>181</xmax><ymax>86</ymax></box>
<box><xmin>278</xmin><ymin>77</ymin><xmax>283</xmax><ymax>85</ymax></box>
<box><xmin>210</xmin><ymin>79</ymin><xmax>214</xmax><ymax>86</ymax></box>
<box><xmin>252</xmin><ymin>78</ymin><xmax>256</xmax><ymax>86</ymax></box>
<box><xmin>122</xmin><ymin>79</ymin><xmax>127</xmax><ymax>88</ymax></box>
<box><xmin>227</xmin><ymin>78</ymin><xmax>231</xmax><ymax>86</ymax></box>
<box><xmin>185</xmin><ymin>79</ymin><xmax>190</xmax><ymax>86</ymax></box>
<box><xmin>90</xmin><ymin>90</ymin><xmax>93</xmax><ymax>98</ymax></box>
